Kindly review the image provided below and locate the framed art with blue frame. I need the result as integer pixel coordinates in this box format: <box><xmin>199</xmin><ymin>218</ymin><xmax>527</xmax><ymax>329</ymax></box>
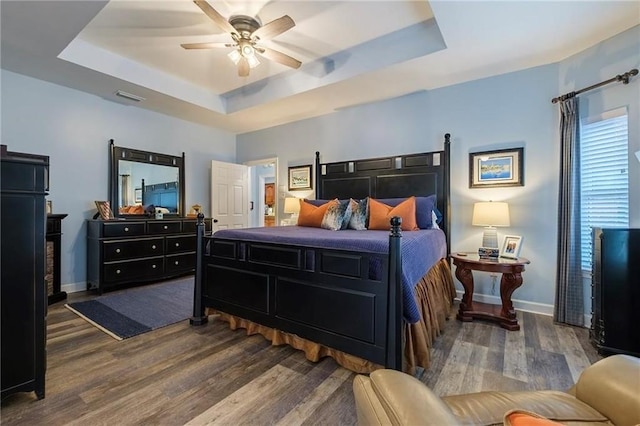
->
<box><xmin>469</xmin><ymin>147</ymin><xmax>524</xmax><ymax>188</ymax></box>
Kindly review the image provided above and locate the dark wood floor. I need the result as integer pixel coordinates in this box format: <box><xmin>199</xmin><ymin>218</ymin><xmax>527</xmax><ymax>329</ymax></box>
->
<box><xmin>1</xmin><ymin>293</ymin><xmax>600</xmax><ymax>425</ymax></box>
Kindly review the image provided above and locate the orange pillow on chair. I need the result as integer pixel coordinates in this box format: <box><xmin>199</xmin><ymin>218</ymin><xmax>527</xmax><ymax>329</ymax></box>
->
<box><xmin>368</xmin><ymin>196</ymin><xmax>418</xmax><ymax>231</ymax></box>
<box><xmin>297</xmin><ymin>199</ymin><xmax>339</xmax><ymax>227</ymax></box>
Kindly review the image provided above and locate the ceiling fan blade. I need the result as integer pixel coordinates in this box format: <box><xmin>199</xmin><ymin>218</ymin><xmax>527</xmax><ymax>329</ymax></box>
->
<box><xmin>252</xmin><ymin>15</ymin><xmax>295</xmax><ymax>41</ymax></box>
<box><xmin>181</xmin><ymin>42</ymin><xmax>233</xmax><ymax>49</ymax></box>
<box><xmin>238</xmin><ymin>57</ymin><xmax>250</xmax><ymax>77</ymax></box>
<box><xmin>193</xmin><ymin>0</ymin><xmax>236</xmax><ymax>35</ymax></box>
<box><xmin>256</xmin><ymin>47</ymin><xmax>301</xmax><ymax>69</ymax></box>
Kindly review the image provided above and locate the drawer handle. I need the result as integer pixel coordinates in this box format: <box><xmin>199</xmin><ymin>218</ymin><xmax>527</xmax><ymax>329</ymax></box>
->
<box><xmin>116</xmin><ymin>248</ymin><xmax>121</xmax><ymax>253</ymax></box>
<box><xmin>175</xmin><ymin>261</ymin><xmax>179</xmax><ymax>265</ymax></box>
<box><xmin>152</xmin><ymin>245</ymin><xmax>157</xmax><ymax>250</ymax></box>
<box><xmin>152</xmin><ymin>264</ymin><xmax>157</xmax><ymax>269</ymax></box>
<box><xmin>163</xmin><ymin>225</ymin><xmax>168</xmax><ymax>230</ymax></box>
<box><xmin>116</xmin><ymin>269</ymin><xmax>121</xmax><ymax>274</ymax></box>
<box><xmin>175</xmin><ymin>243</ymin><xmax>180</xmax><ymax>247</ymax></box>
<box><xmin>124</xmin><ymin>227</ymin><xmax>129</xmax><ymax>232</ymax></box>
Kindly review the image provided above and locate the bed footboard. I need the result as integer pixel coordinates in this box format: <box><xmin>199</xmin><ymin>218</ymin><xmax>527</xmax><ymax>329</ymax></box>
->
<box><xmin>191</xmin><ymin>214</ymin><xmax>404</xmax><ymax>370</ymax></box>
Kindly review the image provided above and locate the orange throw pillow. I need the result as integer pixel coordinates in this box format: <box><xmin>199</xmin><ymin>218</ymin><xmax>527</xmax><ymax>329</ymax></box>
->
<box><xmin>297</xmin><ymin>199</ymin><xmax>339</xmax><ymax>227</ymax></box>
<box><xmin>368</xmin><ymin>197</ymin><xmax>418</xmax><ymax>231</ymax></box>
<box><xmin>503</xmin><ymin>410</ymin><xmax>563</xmax><ymax>426</ymax></box>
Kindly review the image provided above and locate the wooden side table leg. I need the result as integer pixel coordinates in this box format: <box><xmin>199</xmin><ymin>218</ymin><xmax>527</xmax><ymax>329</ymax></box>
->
<box><xmin>455</xmin><ymin>265</ymin><xmax>474</xmax><ymax>322</ymax></box>
<box><xmin>499</xmin><ymin>272</ymin><xmax>523</xmax><ymax>330</ymax></box>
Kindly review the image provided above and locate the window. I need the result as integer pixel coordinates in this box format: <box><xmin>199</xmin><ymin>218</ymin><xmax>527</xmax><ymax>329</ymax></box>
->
<box><xmin>580</xmin><ymin>108</ymin><xmax>629</xmax><ymax>270</ymax></box>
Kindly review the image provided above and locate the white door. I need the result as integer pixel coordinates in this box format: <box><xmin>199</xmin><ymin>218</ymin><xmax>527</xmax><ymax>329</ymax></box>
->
<box><xmin>211</xmin><ymin>160</ymin><xmax>249</xmax><ymax>232</ymax></box>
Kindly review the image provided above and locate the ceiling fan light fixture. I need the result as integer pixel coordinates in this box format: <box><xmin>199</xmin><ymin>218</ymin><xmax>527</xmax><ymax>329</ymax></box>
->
<box><xmin>247</xmin><ymin>54</ymin><xmax>260</xmax><ymax>69</ymax></box>
<box><xmin>227</xmin><ymin>49</ymin><xmax>242</xmax><ymax>65</ymax></box>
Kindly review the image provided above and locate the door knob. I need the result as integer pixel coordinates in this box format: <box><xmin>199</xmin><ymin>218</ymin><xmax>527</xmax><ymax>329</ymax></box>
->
<box><xmin>213</xmin><ymin>219</ymin><xmax>219</xmax><ymax>223</ymax></box>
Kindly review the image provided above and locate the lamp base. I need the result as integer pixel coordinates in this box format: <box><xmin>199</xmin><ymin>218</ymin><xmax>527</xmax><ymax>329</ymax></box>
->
<box><xmin>481</xmin><ymin>227</ymin><xmax>499</xmax><ymax>249</ymax></box>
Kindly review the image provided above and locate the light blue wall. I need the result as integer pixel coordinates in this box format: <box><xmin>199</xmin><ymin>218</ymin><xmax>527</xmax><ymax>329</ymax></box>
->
<box><xmin>0</xmin><ymin>70</ymin><xmax>236</xmax><ymax>289</ymax></box>
<box><xmin>560</xmin><ymin>25</ymin><xmax>640</xmax><ymax>227</ymax></box>
<box><xmin>237</xmin><ymin>26</ymin><xmax>640</xmax><ymax>310</ymax></box>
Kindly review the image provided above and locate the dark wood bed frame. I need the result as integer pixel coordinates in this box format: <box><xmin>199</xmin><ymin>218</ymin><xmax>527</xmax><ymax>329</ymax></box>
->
<box><xmin>191</xmin><ymin>134</ymin><xmax>451</xmax><ymax>370</ymax></box>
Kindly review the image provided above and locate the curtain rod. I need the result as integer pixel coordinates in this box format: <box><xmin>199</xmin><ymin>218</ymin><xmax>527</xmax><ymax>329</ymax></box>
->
<box><xmin>551</xmin><ymin>68</ymin><xmax>638</xmax><ymax>104</ymax></box>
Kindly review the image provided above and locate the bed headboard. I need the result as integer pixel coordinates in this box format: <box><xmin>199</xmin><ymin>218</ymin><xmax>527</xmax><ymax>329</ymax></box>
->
<box><xmin>315</xmin><ymin>133</ymin><xmax>451</xmax><ymax>252</ymax></box>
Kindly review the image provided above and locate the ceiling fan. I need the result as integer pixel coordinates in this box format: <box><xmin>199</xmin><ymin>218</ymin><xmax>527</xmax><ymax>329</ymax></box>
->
<box><xmin>181</xmin><ymin>0</ymin><xmax>302</xmax><ymax>77</ymax></box>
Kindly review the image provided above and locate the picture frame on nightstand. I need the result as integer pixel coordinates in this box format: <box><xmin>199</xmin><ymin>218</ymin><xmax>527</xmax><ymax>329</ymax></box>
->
<box><xmin>500</xmin><ymin>235</ymin><xmax>523</xmax><ymax>259</ymax></box>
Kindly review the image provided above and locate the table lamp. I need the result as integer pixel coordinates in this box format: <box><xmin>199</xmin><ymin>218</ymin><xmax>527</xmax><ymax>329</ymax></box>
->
<box><xmin>283</xmin><ymin>197</ymin><xmax>300</xmax><ymax>220</ymax></box>
<box><xmin>472</xmin><ymin>201</ymin><xmax>510</xmax><ymax>253</ymax></box>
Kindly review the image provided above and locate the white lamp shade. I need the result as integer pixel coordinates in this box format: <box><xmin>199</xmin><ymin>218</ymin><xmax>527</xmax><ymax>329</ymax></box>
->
<box><xmin>472</xmin><ymin>202</ymin><xmax>510</xmax><ymax>227</ymax></box>
<box><xmin>284</xmin><ymin>197</ymin><xmax>300</xmax><ymax>214</ymax></box>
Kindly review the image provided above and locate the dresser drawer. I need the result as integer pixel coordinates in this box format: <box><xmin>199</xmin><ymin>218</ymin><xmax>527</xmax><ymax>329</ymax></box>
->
<box><xmin>104</xmin><ymin>257</ymin><xmax>164</xmax><ymax>282</ymax></box>
<box><xmin>165</xmin><ymin>253</ymin><xmax>196</xmax><ymax>274</ymax></box>
<box><xmin>147</xmin><ymin>221</ymin><xmax>181</xmax><ymax>234</ymax></box>
<box><xmin>182</xmin><ymin>219</ymin><xmax>212</xmax><ymax>233</ymax></box>
<box><xmin>103</xmin><ymin>222</ymin><xmax>145</xmax><ymax>238</ymax></box>
<box><xmin>103</xmin><ymin>237</ymin><xmax>164</xmax><ymax>261</ymax></box>
<box><xmin>165</xmin><ymin>235</ymin><xmax>196</xmax><ymax>254</ymax></box>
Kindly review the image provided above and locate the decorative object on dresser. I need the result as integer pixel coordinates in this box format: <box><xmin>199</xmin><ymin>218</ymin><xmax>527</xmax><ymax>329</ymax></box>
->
<box><xmin>46</xmin><ymin>213</ymin><xmax>68</xmax><ymax>305</ymax></box>
<box><xmin>451</xmin><ymin>253</ymin><xmax>530</xmax><ymax>330</ymax></box>
<box><xmin>1</xmin><ymin>145</ymin><xmax>49</xmax><ymax>400</ymax></box>
<box><xmin>87</xmin><ymin>217</ymin><xmax>211</xmax><ymax>294</ymax></box>
<box><xmin>472</xmin><ymin>201</ymin><xmax>510</xmax><ymax>254</ymax></box>
<box><xmin>94</xmin><ymin>200</ymin><xmax>114</xmax><ymax>220</ymax></box>
<box><xmin>590</xmin><ymin>228</ymin><xmax>639</xmax><ymax>357</ymax></box>
<box><xmin>469</xmin><ymin>147</ymin><xmax>524</xmax><ymax>188</ymax></box>
<box><xmin>108</xmin><ymin>139</ymin><xmax>185</xmax><ymax>218</ymax></box>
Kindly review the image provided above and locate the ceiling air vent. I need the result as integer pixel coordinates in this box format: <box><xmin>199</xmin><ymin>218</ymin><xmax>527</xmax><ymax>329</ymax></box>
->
<box><xmin>115</xmin><ymin>90</ymin><xmax>145</xmax><ymax>102</ymax></box>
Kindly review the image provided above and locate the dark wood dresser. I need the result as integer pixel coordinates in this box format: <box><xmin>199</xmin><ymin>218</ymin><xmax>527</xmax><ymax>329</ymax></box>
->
<box><xmin>1</xmin><ymin>145</ymin><xmax>48</xmax><ymax>400</ymax></box>
<box><xmin>86</xmin><ymin>217</ymin><xmax>211</xmax><ymax>293</ymax></box>
<box><xmin>590</xmin><ymin>228</ymin><xmax>640</xmax><ymax>357</ymax></box>
<box><xmin>47</xmin><ymin>213</ymin><xmax>68</xmax><ymax>305</ymax></box>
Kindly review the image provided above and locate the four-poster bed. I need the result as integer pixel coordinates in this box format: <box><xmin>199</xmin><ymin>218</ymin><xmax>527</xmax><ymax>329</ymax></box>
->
<box><xmin>191</xmin><ymin>134</ymin><xmax>454</xmax><ymax>373</ymax></box>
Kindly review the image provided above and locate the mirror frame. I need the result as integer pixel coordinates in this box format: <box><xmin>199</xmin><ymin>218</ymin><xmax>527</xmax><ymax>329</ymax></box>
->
<box><xmin>109</xmin><ymin>139</ymin><xmax>186</xmax><ymax>218</ymax></box>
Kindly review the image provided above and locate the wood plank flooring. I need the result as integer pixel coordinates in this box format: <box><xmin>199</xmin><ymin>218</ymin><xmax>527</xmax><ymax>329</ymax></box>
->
<box><xmin>1</xmin><ymin>293</ymin><xmax>600</xmax><ymax>425</ymax></box>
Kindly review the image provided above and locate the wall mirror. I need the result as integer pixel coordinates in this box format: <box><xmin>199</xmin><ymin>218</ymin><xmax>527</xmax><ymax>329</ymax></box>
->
<box><xmin>109</xmin><ymin>140</ymin><xmax>185</xmax><ymax>217</ymax></box>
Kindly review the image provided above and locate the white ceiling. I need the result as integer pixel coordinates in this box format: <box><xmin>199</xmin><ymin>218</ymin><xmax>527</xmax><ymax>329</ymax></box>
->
<box><xmin>2</xmin><ymin>1</ymin><xmax>639</xmax><ymax>134</ymax></box>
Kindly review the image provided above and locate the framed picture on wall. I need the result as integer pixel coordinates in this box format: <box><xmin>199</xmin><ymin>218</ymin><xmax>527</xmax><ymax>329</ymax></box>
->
<box><xmin>288</xmin><ymin>164</ymin><xmax>312</xmax><ymax>190</ymax></box>
<box><xmin>469</xmin><ymin>147</ymin><xmax>524</xmax><ymax>188</ymax></box>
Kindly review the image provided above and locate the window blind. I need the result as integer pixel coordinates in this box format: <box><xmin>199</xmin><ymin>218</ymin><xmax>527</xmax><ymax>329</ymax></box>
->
<box><xmin>580</xmin><ymin>111</ymin><xmax>629</xmax><ymax>271</ymax></box>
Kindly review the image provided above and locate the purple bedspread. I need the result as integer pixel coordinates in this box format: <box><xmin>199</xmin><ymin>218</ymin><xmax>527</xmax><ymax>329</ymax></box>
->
<box><xmin>212</xmin><ymin>226</ymin><xmax>447</xmax><ymax>323</ymax></box>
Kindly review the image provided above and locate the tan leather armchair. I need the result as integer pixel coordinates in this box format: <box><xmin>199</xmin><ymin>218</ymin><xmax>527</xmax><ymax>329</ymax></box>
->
<box><xmin>353</xmin><ymin>354</ymin><xmax>640</xmax><ymax>425</ymax></box>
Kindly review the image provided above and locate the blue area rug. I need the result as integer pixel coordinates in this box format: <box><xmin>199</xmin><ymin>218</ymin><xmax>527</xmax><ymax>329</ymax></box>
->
<box><xmin>65</xmin><ymin>277</ymin><xmax>193</xmax><ymax>340</ymax></box>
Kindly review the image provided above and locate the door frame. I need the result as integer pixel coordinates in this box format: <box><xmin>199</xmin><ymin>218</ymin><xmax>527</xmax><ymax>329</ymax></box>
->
<box><xmin>245</xmin><ymin>157</ymin><xmax>279</xmax><ymax>227</ymax></box>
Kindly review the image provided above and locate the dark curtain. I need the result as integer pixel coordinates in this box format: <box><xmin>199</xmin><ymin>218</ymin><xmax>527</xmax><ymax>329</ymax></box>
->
<box><xmin>554</xmin><ymin>94</ymin><xmax>583</xmax><ymax>326</ymax></box>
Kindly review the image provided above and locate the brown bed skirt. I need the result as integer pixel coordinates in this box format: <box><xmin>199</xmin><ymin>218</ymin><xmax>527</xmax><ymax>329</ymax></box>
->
<box><xmin>206</xmin><ymin>258</ymin><xmax>456</xmax><ymax>374</ymax></box>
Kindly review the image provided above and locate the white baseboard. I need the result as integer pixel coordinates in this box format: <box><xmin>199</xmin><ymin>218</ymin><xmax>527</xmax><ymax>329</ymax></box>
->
<box><xmin>62</xmin><ymin>281</ymin><xmax>87</xmax><ymax>294</ymax></box>
<box><xmin>455</xmin><ymin>290</ymin><xmax>553</xmax><ymax>317</ymax></box>
<box><xmin>455</xmin><ymin>290</ymin><xmax>592</xmax><ymax>328</ymax></box>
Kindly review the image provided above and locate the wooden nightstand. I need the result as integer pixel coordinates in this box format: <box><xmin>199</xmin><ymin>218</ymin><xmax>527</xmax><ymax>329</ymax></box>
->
<box><xmin>450</xmin><ymin>253</ymin><xmax>530</xmax><ymax>330</ymax></box>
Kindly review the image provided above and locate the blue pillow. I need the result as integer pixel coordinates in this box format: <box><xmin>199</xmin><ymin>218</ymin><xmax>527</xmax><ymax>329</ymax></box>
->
<box><xmin>305</xmin><ymin>199</ymin><xmax>333</xmax><ymax>207</ymax></box>
<box><xmin>321</xmin><ymin>200</ymin><xmax>352</xmax><ymax>231</ymax></box>
<box><xmin>375</xmin><ymin>195</ymin><xmax>436</xmax><ymax>229</ymax></box>
<box><xmin>348</xmin><ymin>198</ymin><xmax>368</xmax><ymax>230</ymax></box>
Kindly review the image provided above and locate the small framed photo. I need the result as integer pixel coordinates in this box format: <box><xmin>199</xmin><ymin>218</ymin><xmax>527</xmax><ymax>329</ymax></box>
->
<box><xmin>288</xmin><ymin>164</ymin><xmax>312</xmax><ymax>191</ymax></box>
<box><xmin>469</xmin><ymin>147</ymin><xmax>524</xmax><ymax>188</ymax></box>
<box><xmin>94</xmin><ymin>200</ymin><xmax>115</xmax><ymax>220</ymax></box>
<box><xmin>500</xmin><ymin>235</ymin><xmax>523</xmax><ymax>259</ymax></box>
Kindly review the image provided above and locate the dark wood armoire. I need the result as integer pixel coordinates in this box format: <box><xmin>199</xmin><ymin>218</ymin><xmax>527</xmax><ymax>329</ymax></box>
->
<box><xmin>590</xmin><ymin>227</ymin><xmax>640</xmax><ymax>357</ymax></box>
<box><xmin>1</xmin><ymin>145</ymin><xmax>49</xmax><ymax>400</ymax></box>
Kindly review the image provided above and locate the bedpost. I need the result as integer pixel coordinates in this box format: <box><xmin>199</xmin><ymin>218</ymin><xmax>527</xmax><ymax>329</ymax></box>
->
<box><xmin>387</xmin><ymin>216</ymin><xmax>403</xmax><ymax>371</ymax></box>
<box><xmin>190</xmin><ymin>212</ymin><xmax>208</xmax><ymax>326</ymax></box>
<box><xmin>315</xmin><ymin>151</ymin><xmax>321</xmax><ymax>199</ymax></box>
<box><xmin>444</xmin><ymin>133</ymin><xmax>451</xmax><ymax>257</ymax></box>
